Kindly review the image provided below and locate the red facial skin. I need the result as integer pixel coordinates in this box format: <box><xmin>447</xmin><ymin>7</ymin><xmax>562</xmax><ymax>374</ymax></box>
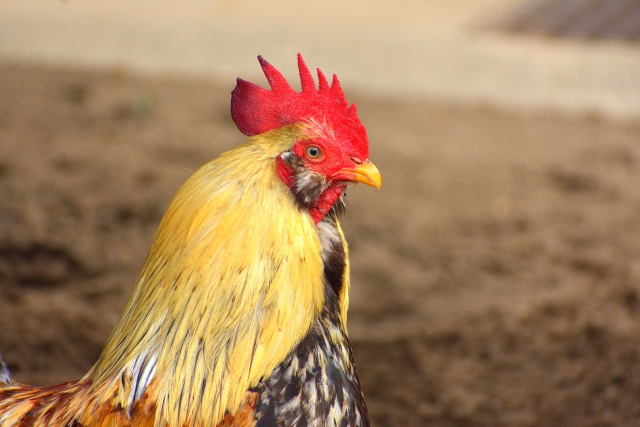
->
<box><xmin>231</xmin><ymin>55</ymin><xmax>372</xmax><ymax>224</ymax></box>
<box><xmin>277</xmin><ymin>137</ymin><xmax>364</xmax><ymax>224</ymax></box>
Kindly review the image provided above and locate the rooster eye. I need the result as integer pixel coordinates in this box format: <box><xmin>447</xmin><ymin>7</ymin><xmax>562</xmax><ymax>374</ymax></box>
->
<box><xmin>305</xmin><ymin>146</ymin><xmax>322</xmax><ymax>159</ymax></box>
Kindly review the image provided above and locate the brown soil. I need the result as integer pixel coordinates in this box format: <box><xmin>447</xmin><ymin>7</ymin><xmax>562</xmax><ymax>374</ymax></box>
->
<box><xmin>2</xmin><ymin>60</ymin><xmax>640</xmax><ymax>427</ymax></box>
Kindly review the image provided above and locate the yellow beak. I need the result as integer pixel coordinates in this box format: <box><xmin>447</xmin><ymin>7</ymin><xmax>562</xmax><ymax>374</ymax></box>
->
<box><xmin>333</xmin><ymin>160</ymin><xmax>382</xmax><ymax>189</ymax></box>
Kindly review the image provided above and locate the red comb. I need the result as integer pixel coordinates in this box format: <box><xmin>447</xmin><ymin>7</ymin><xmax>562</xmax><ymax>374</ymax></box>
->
<box><xmin>231</xmin><ymin>54</ymin><xmax>368</xmax><ymax>156</ymax></box>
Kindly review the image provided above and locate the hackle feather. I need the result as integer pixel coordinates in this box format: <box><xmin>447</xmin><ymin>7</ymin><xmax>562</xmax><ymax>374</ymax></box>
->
<box><xmin>0</xmin><ymin>125</ymin><xmax>336</xmax><ymax>427</ymax></box>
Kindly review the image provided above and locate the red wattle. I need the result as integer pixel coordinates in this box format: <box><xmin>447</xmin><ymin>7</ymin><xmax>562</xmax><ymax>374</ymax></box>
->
<box><xmin>309</xmin><ymin>185</ymin><xmax>345</xmax><ymax>224</ymax></box>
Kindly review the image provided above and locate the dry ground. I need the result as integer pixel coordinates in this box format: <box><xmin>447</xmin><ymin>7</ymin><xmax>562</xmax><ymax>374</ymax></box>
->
<box><xmin>1</xmin><ymin>61</ymin><xmax>640</xmax><ymax>426</ymax></box>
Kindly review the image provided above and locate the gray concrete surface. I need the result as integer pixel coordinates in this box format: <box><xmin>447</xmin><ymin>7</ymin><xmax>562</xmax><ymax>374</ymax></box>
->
<box><xmin>1</xmin><ymin>0</ymin><xmax>640</xmax><ymax>119</ymax></box>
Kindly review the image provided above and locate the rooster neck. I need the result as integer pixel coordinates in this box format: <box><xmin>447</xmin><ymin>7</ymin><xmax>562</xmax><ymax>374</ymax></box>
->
<box><xmin>83</xmin><ymin>129</ymin><xmax>330</xmax><ymax>427</ymax></box>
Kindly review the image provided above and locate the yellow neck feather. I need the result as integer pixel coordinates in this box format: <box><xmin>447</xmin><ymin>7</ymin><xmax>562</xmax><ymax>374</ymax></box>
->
<box><xmin>83</xmin><ymin>126</ymin><xmax>330</xmax><ymax>426</ymax></box>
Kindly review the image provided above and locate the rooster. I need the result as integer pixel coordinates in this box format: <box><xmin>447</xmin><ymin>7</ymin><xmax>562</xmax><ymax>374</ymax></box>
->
<box><xmin>0</xmin><ymin>54</ymin><xmax>380</xmax><ymax>427</ymax></box>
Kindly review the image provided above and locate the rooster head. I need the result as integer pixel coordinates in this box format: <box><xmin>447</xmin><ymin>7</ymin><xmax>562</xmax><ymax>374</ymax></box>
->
<box><xmin>231</xmin><ymin>54</ymin><xmax>381</xmax><ymax>223</ymax></box>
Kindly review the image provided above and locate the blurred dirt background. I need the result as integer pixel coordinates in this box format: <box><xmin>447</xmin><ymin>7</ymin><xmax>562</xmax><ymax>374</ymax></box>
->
<box><xmin>2</xmin><ymin>59</ymin><xmax>640</xmax><ymax>427</ymax></box>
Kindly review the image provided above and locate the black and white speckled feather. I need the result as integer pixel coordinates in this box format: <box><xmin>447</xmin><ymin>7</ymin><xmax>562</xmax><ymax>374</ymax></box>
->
<box><xmin>251</xmin><ymin>211</ymin><xmax>369</xmax><ymax>427</ymax></box>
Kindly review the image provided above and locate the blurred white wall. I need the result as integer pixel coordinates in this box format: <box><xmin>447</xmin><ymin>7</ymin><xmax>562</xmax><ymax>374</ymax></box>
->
<box><xmin>1</xmin><ymin>0</ymin><xmax>640</xmax><ymax>118</ymax></box>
